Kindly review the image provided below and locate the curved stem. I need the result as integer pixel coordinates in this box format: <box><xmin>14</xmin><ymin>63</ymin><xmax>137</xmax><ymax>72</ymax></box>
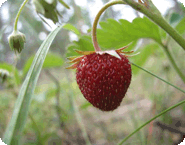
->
<box><xmin>14</xmin><ymin>0</ymin><xmax>29</xmax><ymax>31</ymax></box>
<box><xmin>44</xmin><ymin>70</ymin><xmax>71</xmax><ymax>134</ymax></box>
<box><xmin>92</xmin><ymin>0</ymin><xmax>126</xmax><ymax>52</ymax></box>
<box><xmin>44</xmin><ymin>70</ymin><xmax>62</xmax><ymax>126</ymax></box>
<box><xmin>131</xmin><ymin>62</ymin><xmax>185</xmax><ymax>94</ymax></box>
<box><xmin>13</xmin><ymin>53</ymin><xmax>20</xmax><ymax>87</ymax></box>
<box><xmin>65</xmin><ymin>73</ymin><xmax>91</xmax><ymax>145</ymax></box>
<box><xmin>118</xmin><ymin>98</ymin><xmax>185</xmax><ymax>144</ymax></box>
<box><xmin>159</xmin><ymin>42</ymin><xmax>185</xmax><ymax>83</ymax></box>
<box><xmin>72</xmin><ymin>95</ymin><xmax>91</xmax><ymax>145</ymax></box>
<box><xmin>123</xmin><ymin>0</ymin><xmax>185</xmax><ymax>51</ymax></box>
<box><xmin>28</xmin><ymin>113</ymin><xmax>42</xmax><ymax>144</ymax></box>
<box><xmin>118</xmin><ymin>63</ymin><xmax>185</xmax><ymax>144</ymax></box>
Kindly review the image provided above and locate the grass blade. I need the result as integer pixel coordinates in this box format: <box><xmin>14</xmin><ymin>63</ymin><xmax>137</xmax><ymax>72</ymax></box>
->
<box><xmin>3</xmin><ymin>25</ymin><xmax>63</xmax><ymax>145</ymax></box>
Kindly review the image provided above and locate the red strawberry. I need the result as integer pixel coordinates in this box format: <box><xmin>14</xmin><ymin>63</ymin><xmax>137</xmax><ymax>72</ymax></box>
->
<box><xmin>75</xmin><ymin>52</ymin><xmax>132</xmax><ymax>111</ymax></box>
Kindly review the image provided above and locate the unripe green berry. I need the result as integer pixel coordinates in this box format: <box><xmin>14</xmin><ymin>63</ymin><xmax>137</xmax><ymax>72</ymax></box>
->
<box><xmin>8</xmin><ymin>31</ymin><xmax>26</xmax><ymax>53</ymax></box>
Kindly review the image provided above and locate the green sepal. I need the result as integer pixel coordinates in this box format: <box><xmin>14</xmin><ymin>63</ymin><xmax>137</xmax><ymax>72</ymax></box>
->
<box><xmin>8</xmin><ymin>31</ymin><xmax>26</xmax><ymax>53</ymax></box>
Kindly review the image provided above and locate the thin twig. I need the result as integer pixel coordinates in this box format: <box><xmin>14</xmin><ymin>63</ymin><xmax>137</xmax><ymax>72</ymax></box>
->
<box><xmin>28</xmin><ymin>113</ymin><xmax>42</xmax><ymax>144</ymax></box>
<box><xmin>155</xmin><ymin>121</ymin><xmax>185</xmax><ymax>135</ymax></box>
<box><xmin>118</xmin><ymin>99</ymin><xmax>185</xmax><ymax>144</ymax></box>
<box><xmin>131</xmin><ymin>63</ymin><xmax>185</xmax><ymax>94</ymax></box>
<box><xmin>44</xmin><ymin>69</ymin><xmax>73</xmax><ymax>140</ymax></box>
<box><xmin>65</xmin><ymin>71</ymin><xmax>92</xmax><ymax>145</ymax></box>
<box><xmin>147</xmin><ymin>103</ymin><xmax>156</xmax><ymax>143</ymax></box>
<box><xmin>71</xmin><ymin>94</ymin><xmax>92</xmax><ymax>145</ymax></box>
<box><xmin>44</xmin><ymin>70</ymin><xmax>64</xmax><ymax>128</ymax></box>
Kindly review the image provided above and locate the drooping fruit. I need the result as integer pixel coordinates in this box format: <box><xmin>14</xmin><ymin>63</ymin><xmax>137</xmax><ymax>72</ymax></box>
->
<box><xmin>67</xmin><ymin>49</ymin><xmax>132</xmax><ymax>111</ymax></box>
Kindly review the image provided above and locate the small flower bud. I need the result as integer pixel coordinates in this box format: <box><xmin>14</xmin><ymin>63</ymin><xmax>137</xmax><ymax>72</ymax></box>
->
<box><xmin>0</xmin><ymin>69</ymin><xmax>10</xmax><ymax>83</ymax></box>
<box><xmin>8</xmin><ymin>31</ymin><xmax>26</xmax><ymax>53</ymax></box>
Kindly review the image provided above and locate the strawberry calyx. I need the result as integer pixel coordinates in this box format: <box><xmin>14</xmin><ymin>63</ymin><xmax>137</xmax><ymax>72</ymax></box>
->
<box><xmin>66</xmin><ymin>44</ymin><xmax>137</xmax><ymax>69</ymax></box>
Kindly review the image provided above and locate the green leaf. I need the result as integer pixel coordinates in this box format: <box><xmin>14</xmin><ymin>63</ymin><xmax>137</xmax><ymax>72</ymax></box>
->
<box><xmin>66</xmin><ymin>17</ymin><xmax>161</xmax><ymax>58</ymax></box>
<box><xmin>3</xmin><ymin>25</ymin><xmax>63</xmax><ymax>145</ymax></box>
<box><xmin>58</xmin><ymin>0</ymin><xmax>70</xmax><ymax>9</ymax></box>
<box><xmin>97</xmin><ymin>17</ymin><xmax>161</xmax><ymax>49</ymax></box>
<box><xmin>176</xmin><ymin>17</ymin><xmax>185</xmax><ymax>34</ymax></box>
<box><xmin>130</xmin><ymin>43</ymin><xmax>159</xmax><ymax>75</ymax></box>
<box><xmin>23</xmin><ymin>52</ymin><xmax>64</xmax><ymax>77</ymax></box>
<box><xmin>169</xmin><ymin>13</ymin><xmax>183</xmax><ymax>27</ymax></box>
<box><xmin>63</xmin><ymin>23</ymin><xmax>80</xmax><ymax>36</ymax></box>
<box><xmin>66</xmin><ymin>35</ymin><xmax>94</xmax><ymax>57</ymax></box>
<box><xmin>0</xmin><ymin>63</ymin><xmax>21</xmax><ymax>85</ymax></box>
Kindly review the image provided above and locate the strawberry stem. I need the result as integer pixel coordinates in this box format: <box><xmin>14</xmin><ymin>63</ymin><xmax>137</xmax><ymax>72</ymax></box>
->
<box><xmin>92</xmin><ymin>0</ymin><xmax>126</xmax><ymax>52</ymax></box>
<box><xmin>123</xmin><ymin>0</ymin><xmax>185</xmax><ymax>51</ymax></box>
<box><xmin>121</xmin><ymin>0</ymin><xmax>185</xmax><ymax>83</ymax></box>
<box><xmin>14</xmin><ymin>0</ymin><xmax>29</xmax><ymax>32</ymax></box>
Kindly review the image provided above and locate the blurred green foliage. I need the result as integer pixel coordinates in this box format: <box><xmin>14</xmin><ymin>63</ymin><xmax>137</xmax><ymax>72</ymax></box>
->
<box><xmin>23</xmin><ymin>52</ymin><xmax>64</xmax><ymax>77</ymax></box>
<box><xmin>0</xmin><ymin>0</ymin><xmax>185</xmax><ymax>144</ymax></box>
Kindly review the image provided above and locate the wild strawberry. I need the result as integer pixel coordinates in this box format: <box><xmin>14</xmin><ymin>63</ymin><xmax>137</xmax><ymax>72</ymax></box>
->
<box><xmin>67</xmin><ymin>47</ymin><xmax>132</xmax><ymax>111</ymax></box>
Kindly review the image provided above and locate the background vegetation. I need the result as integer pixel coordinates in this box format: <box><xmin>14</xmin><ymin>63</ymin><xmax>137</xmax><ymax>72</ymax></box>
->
<box><xmin>0</xmin><ymin>0</ymin><xmax>185</xmax><ymax>144</ymax></box>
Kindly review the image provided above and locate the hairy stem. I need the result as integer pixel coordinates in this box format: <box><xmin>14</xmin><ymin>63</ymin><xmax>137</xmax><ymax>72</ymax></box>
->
<box><xmin>159</xmin><ymin>42</ymin><xmax>185</xmax><ymax>83</ymax></box>
<box><xmin>123</xmin><ymin>0</ymin><xmax>185</xmax><ymax>51</ymax></box>
<box><xmin>14</xmin><ymin>0</ymin><xmax>29</xmax><ymax>31</ymax></box>
<box><xmin>92</xmin><ymin>0</ymin><xmax>126</xmax><ymax>52</ymax></box>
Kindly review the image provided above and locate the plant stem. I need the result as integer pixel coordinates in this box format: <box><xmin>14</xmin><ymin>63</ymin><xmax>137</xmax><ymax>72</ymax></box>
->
<box><xmin>123</xmin><ymin>0</ymin><xmax>185</xmax><ymax>51</ymax></box>
<box><xmin>44</xmin><ymin>70</ymin><xmax>66</xmax><ymax>129</ymax></box>
<box><xmin>65</xmin><ymin>71</ymin><xmax>91</xmax><ymax>144</ymax></box>
<box><xmin>118</xmin><ymin>98</ymin><xmax>185</xmax><ymax>144</ymax></box>
<box><xmin>71</xmin><ymin>94</ymin><xmax>91</xmax><ymax>145</ymax></box>
<box><xmin>122</xmin><ymin>0</ymin><xmax>185</xmax><ymax>83</ymax></box>
<box><xmin>13</xmin><ymin>53</ymin><xmax>20</xmax><ymax>87</ymax></box>
<box><xmin>131</xmin><ymin>62</ymin><xmax>185</xmax><ymax>94</ymax></box>
<box><xmin>28</xmin><ymin>113</ymin><xmax>42</xmax><ymax>144</ymax></box>
<box><xmin>159</xmin><ymin>42</ymin><xmax>185</xmax><ymax>83</ymax></box>
<box><xmin>92</xmin><ymin>0</ymin><xmax>185</xmax><ymax>83</ymax></box>
<box><xmin>14</xmin><ymin>0</ymin><xmax>29</xmax><ymax>31</ymax></box>
<box><xmin>92</xmin><ymin>0</ymin><xmax>126</xmax><ymax>52</ymax></box>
